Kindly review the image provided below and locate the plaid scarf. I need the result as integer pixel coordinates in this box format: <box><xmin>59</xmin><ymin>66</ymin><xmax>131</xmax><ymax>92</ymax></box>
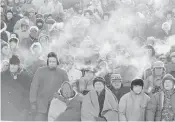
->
<box><xmin>161</xmin><ymin>89</ymin><xmax>175</xmax><ymax>121</ymax></box>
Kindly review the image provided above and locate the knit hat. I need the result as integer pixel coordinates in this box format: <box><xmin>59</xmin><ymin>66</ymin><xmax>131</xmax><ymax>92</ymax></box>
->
<box><xmin>30</xmin><ymin>42</ymin><xmax>42</xmax><ymax>54</ymax></box>
<box><xmin>152</xmin><ymin>61</ymin><xmax>165</xmax><ymax>68</ymax></box>
<box><xmin>9</xmin><ymin>55</ymin><xmax>20</xmax><ymax>65</ymax></box>
<box><xmin>111</xmin><ymin>74</ymin><xmax>122</xmax><ymax>83</ymax></box>
<box><xmin>93</xmin><ymin>77</ymin><xmax>106</xmax><ymax>86</ymax></box>
<box><xmin>162</xmin><ymin>74</ymin><xmax>175</xmax><ymax>87</ymax></box>
<box><xmin>8</xmin><ymin>37</ymin><xmax>19</xmax><ymax>44</ymax></box>
<box><xmin>131</xmin><ymin>79</ymin><xmax>144</xmax><ymax>90</ymax></box>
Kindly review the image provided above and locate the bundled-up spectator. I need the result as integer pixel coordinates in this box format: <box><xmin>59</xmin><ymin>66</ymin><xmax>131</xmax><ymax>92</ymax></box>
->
<box><xmin>81</xmin><ymin>77</ymin><xmax>119</xmax><ymax>121</ymax></box>
<box><xmin>75</xmin><ymin>67</ymin><xmax>96</xmax><ymax>95</ymax></box>
<box><xmin>20</xmin><ymin>26</ymin><xmax>39</xmax><ymax>50</ymax></box>
<box><xmin>1</xmin><ymin>41</ymin><xmax>11</xmax><ymax>61</ymax></box>
<box><xmin>14</xmin><ymin>18</ymin><xmax>30</xmax><ymax>41</ymax></box>
<box><xmin>119</xmin><ymin>79</ymin><xmax>150</xmax><ymax>121</ymax></box>
<box><xmin>144</xmin><ymin>61</ymin><xmax>166</xmax><ymax>95</ymax></box>
<box><xmin>166</xmin><ymin>52</ymin><xmax>175</xmax><ymax>77</ymax></box>
<box><xmin>108</xmin><ymin>73</ymin><xmax>123</xmax><ymax>102</ymax></box>
<box><xmin>25</xmin><ymin>42</ymin><xmax>45</xmax><ymax>75</ymax></box>
<box><xmin>1</xmin><ymin>55</ymin><xmax>32</xmax><ymax>121</ymax></box>
<box><xmin>29</xmin><ymin>52</ymin><xmax>68</xmax><ymax>121</ymax></box>
<box><xmin>6</xmin><ymin>10</ymin><xmax>19</xmax><ymax>32</ymax></box>
<box><xmin>36</xmin><ymin>18</ymin><xmax>45</xmax><ymax>32</ymax></box>
<box><xmin>8</xmin><ymin>37</ymin><xmax>21</xmax><ymax>56</ymax></box>
<box><xmin>49</xmin><ymin>81</ymin><xmax>82</xmax><ymax>121</ymax></box>
<box><xmin>26</xmin><ymin>7</ymin><xmax>36</xmax><ymax>24</ymax></box>
<box><xmin>146</xmin><ymin>74</ymin><xmax>175</xmax><ymax>121</ymax></box>
<box><xmin>38</xmin><ymin>0</ymin><xmax>53</xmax><ymax>14</ymax></box>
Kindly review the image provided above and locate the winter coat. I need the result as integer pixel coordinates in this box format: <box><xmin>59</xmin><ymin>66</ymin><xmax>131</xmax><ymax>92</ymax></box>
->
<box><xmin>144</xmin><ymin>75</ymin><xmax>164</xmax><ymax>95</ymax></box>
<box><xmin>119</xmin><ymin>91</ymin><xmax>150</xmax><ymax>121</ymax></box>
<box><xmin>6</xmin><ymin>17</ymin><xmax>20</xmax><ymax>32</ymax></box>
<box><xmin>26</xmin><ymin>59</ymin><xmax>46</xmax><ymax>76</ymax></box>
<box><xmin>108</xmin><ymin>85</ymin><xmax>123</xmax><ymax>102</ymax></box>
<box><xmin>1</xmin><ymin>69</ymin><xmax>32</xmax><ymax>121</ymax></box>
<box><xmin>30</xmin><ymin>66</ymin><xmax>69</xmax><ymax>113</ymax></box>
<box><xmin>1</xmin><ymin>31</ymin><xmax>9</xmax><ymax>43</ymax></box>
<box><xmin>55</xmin><ymin>93</ymin><xmax>82</xmax><ymax>121</ymax></box>
<box><xmin>146</xmin><ymin>91</ymin><xmax>175</xmax><ymax>121</ymax></box>
<box><xmin>81</xmin><ymin>88</ymin><xmax>119</xmax><ymax>121</ymax></box>
<box><xmin>20</xmin><ymin>35</ymin><xmax>38</xmax><ymax>50</ymax></box>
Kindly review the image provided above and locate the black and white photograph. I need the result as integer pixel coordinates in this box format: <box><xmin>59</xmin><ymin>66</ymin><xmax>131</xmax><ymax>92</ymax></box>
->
<box><xmin>1</xmin><ymin>0</ymin><xmax>175</xmax><ymax>121</ymax></box>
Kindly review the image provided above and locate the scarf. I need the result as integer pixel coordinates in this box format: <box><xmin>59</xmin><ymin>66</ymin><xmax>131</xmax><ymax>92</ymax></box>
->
<box><xmin>161</xmin><ymin>89</ymin><xmax>175</xmax><ymax>121</ymax></box>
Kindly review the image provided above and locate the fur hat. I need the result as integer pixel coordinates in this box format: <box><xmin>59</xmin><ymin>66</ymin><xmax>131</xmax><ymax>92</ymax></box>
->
<box><xmin>162</xmin><ymin>74</ymin><xmax>175</xmax><ymax>88</ymax></box>
<box><xmin>29</xmin><ymin>26</ymin><xmax>39</xmax><ymax>32</ymax></box>
<box><xmin>9</xmin><ymin>55</ymin><xmax>20</xmax><ymax>65</ymax></box>
<box><xmin>93</xmin><ymin>77</ymin><xmax>106</xmax><ymax>86</ymax></box>
<box><xmin>30</xmin><ymin>42</ymin><xmax>42</xmax><ymax>55</ymax></box>
<box><xmin>39</xmin><ymin>33</ymin><xmax>49</xmax><ymax>43</ymax></box>
<box><xmin>8</xmin><ymin>37</ymin><xmax>19</xmax><ymax>44</ymax></box>
<box><xmin>131</xmin><ymin>79</ymin><xmax>144</xmax><ymax>90</ymax></box>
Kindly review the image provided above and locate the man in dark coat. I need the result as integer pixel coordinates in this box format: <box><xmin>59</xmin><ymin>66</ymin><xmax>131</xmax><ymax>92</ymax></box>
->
<box><xmin>1</xmin><ymin>55</ymin><xmax>32</xmax><ymax>121</ymax></box>
<box><xmin>30</xmin><ymin>52</ymin><xmax>69</xmax><ymax>121</ymax></box>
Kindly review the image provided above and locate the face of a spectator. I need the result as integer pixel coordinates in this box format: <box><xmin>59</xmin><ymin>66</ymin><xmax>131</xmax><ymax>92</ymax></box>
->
<box><xmin>2</xmin><ymin>45</ymin><xmax>10</xmax><ymax>56</ymax></box>
<box><xmin>154</xmin><ymin>67</ymin><xmax>163</xmax><ymax>76</ymax></box>
<box><xmin>133</xmin><ymin>85</ymin><xmax>142</xmax><ymax>94</ymax></box>
<box><xmin>48</xmin><ymin>57</ymin><xmax>57</xmax><ymax>69</ymax></box>
<box><xmin>85</xmin><ymin>71</ymin><xmax>94</xmax><ymax>80</ymax></box>
<box><xmin>10</xmin><ymin>64</ymin><xmax>19</xmax><ymax>73</ymax></box>
<box><xmin>61</xmin><ymin>82</ymin><xmax>72</xmax><ymax>99</ymax></box>
<box><xmin>30</xmin><ymin>29</ymin><xmax>38</xmax><ymax>38</ymax></box>
<box><xmin>94</xmin><ymin>81</ymin><xmax>105</xmax><ymax>93</ymax></box>
<box><xmin>1</xmin><ymin>61</ymin><xmax>9</xmax><ymax>72</ymax></box>
<box><xmin>163</xmin><ymin>24</ymin><xmax>170</xmax><ymax>32</ymax></box>
<box><xmin>7</xmin><ymin>12</ymin><xmax>13</xmax><ymax>20</ymax></box>
<box><xmin>10</xmin><ymin>41</ymin><xmax>17</xmax><ymax>49</ymax></box>
<box><xmin>1</xmin><ymin>0</ymin><xmax>5</xmax><ymax>6</ymax></box>
<box><xmin>146</xmin><ymin>49</ymin><xmax>152</xmax><ymax>57</ymax></box>
<box><xmin>21</xmin><ymin>25</ymin><xmax>28</xmax><ymax>31</ymax></box>
<box><xmin>111</xmin><ymin>80</ymin><xmax>122</xmax><ymax>89</ymax></box>
<box><xmin>164</xmin><ymin>80</ymin><xmax>174</xmax><ymax>91</ymax></box>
